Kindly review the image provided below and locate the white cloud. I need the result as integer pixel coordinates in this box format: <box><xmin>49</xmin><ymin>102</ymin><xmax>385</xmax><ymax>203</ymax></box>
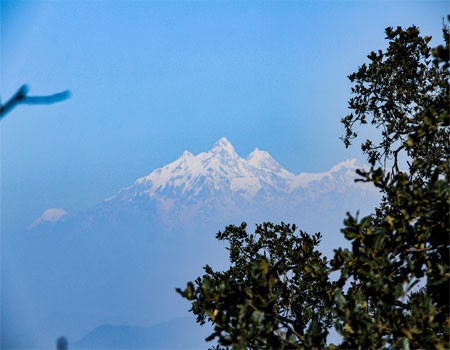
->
<box><xmin>29</xmin><ymin>208</ymin><xmax>68</xmax><ymax>228</ymax></box>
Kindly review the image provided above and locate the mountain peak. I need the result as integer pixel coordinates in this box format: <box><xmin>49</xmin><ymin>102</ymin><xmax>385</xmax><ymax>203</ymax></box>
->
<box><xmin>108</xmin><ymin>135</ymin><xmax>371</xmax><ymax>206</ymax></box>
<box><xmin>247</xmin><ymin>147</ymin><xmax>266</xmax><ymax>159</ymax></box>
<box><xmin>181</xmin><ymin>150</ymin><xmax>194</xmax><ymax>159</ymax></box>
<box><xmin>213</xmin><ymin>137</ymin><xmax>233</xmax><ymax>148</ymax></box>
<box><xmin>29</xmin><ymin>208</ymin><xmax>68</xmax><ymax>228</ymax></box>
<box><xmin>329</xmin><ymin>158</ymin><xmax>361</xmax><ymax>172</ymax></box>
<box><xmin>247</xmin><ymin>147</ymin><xmax>281</xmax><ymax>171</ymax></box>
<box><xmin>209</xmin><ymin>137</ymin><xmax>238</xmax><ymax>157</ymax></box>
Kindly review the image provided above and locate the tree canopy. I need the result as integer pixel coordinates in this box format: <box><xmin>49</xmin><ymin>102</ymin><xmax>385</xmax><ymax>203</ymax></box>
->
<box><xmin>334</xmin><ymin>23</ymin><xmax>449</xmax><ymax>349</ymax></box>
<box><xmin>178</xmin><ymin>22</ymin><xmax>449</xmax><ymax>349</ymax></box>
<box><xmin>178</xmin><ymin>223</ymin><xmax>333</xmax><ymax>348</ymax></box>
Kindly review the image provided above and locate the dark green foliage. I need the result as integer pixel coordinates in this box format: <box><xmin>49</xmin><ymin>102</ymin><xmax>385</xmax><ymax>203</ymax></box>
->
<box><xmin>334</xmin><ymin>22</ymin><xmax>449</xmax><ymax>349</ymax></box>
<box><xmin>179</xmin><ymin>22</ymin><xmax>449</xmax><ymax>350</ymax></box>
<box><xmin>341</xmin><ymin>24</ymin><xmax>449</xmax><ymax>177</ymax></box>
<box><xmin>177</xmin><ymin>223</ymin><xmax>333</xmax><ymax>349</ymax></box>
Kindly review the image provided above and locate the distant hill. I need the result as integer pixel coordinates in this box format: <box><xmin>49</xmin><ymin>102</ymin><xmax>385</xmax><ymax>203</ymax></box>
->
<box><xmin>72</xmin><ymin>317</ymin><xmax>211</xmax><ymax>349</ymax></box>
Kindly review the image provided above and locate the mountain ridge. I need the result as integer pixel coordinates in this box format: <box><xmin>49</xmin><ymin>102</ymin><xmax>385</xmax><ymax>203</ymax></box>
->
<box><xmin>106</xmin><ymin>137</ymin><xmax>367</xmax><ymax>204</ymax></box>
<box><xmin>31</xmin><ymin>137</ymin><xmax>375</xmax><ymax>230</ymax></box>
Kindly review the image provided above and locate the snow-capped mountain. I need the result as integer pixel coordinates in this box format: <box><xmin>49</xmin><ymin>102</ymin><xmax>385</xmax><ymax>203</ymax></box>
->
<box><xmin>98</xmin><ymin>137</ymin><xmax>376</xmax><ymax>230</ymax></box>
<box><xmin>108</xmin><ymin>137</ymin><xmax>294</xmax><ymax>202</ymax></box>
<box><xmin>29</xmin><ymin>137</ymin><xmax>378</xmax><ymax>233</ymax></box>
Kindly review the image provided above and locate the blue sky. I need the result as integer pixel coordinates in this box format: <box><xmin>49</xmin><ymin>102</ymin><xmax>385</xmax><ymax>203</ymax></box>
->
<box><xmin>1</xmin><ymin>1</ymin><xmax>448</xmax><ymax>232</ymax></box>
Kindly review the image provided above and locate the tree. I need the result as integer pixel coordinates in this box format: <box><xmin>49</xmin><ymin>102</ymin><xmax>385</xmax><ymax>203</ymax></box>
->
<box><xmin>177</xmin><ymin>223</ymin><xmax>333</xmax><ymax>349</ymax></box>
<box><xmin>178</xmin><ymin>22</ymin><xmax>449</xmax><ymax>349</ymax></box>
<box><xmin>333</xmin><ymin>23</ymin><xmax>449</xmax><ymax>349</ymax></box>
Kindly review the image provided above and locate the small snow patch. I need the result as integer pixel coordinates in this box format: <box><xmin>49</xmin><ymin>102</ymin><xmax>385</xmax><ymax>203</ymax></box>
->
<box><xmin>29</xmin><ymin>208</ymin><xmax>67</xmax><ymax>228</ymax></box>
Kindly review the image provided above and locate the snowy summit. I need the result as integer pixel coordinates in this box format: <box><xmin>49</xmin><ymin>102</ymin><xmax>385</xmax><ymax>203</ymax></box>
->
<box><xmin>29</xmin><ymin>208</ymin><xmax>67</xmax><ymax>228</ymax></box>
<box><xmin>108</xmin><ymin>137</ymin><xmax>368</xmax><ymax>205</ymax></box>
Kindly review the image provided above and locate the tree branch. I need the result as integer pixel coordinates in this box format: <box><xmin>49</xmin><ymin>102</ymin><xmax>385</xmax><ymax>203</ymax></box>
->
<box><xmin>0</xmin><ymin>85</ymin><xmax>71</xmax><ymax>120</ymax></box>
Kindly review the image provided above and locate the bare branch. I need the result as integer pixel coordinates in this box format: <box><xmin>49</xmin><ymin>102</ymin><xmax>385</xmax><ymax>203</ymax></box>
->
<box><xmin>0</xmin><ymin>85</ymin><xmax>71</xmax><ymax>120</ymax></box>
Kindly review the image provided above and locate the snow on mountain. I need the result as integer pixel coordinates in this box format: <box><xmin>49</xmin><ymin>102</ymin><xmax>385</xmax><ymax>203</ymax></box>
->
<box><xmin>30</xmin><ymin>138</ymin><xmax>376</xmax><ymax>230</ymax></box>
<box><xmin>99</xmin><ymin>137</ymin><xmax>376</xmax><ymax>230</ymax></box>
<box><xmin>247</xmin><ymin>147</ymin><xmax>283</xmax><ymax>171</ymax></box>
<box><xmin>108</xmin><ymin>137</ymin><xmax>368</xmax><ymax>203</ymax></box>
<box><xmin>29</xmin><ymin>208</ymin><xmax>68</xmax><ymax>228</ymax></box>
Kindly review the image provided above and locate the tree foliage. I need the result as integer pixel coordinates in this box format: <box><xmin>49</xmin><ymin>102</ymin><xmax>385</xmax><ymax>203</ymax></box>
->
<box><xmin>334</xmin><ymin>22</ymin><xmax>449</xmax><ymax>349</ymax></box>
<box><xmin>178</xmin><ymin>22</ymin><xmax>449</xmax><ymax>349</ymax></box>
<box><xmin>177</xmin><ymin>223</ymin><xmax>333</xmax><ymax>349</ymax></box>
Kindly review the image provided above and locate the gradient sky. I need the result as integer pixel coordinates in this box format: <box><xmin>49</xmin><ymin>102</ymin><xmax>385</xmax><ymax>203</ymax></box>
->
<box><xmin>1</xmin><ymin>1</ymin><xmax>448</xmax><ymax>233</ymax></box>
